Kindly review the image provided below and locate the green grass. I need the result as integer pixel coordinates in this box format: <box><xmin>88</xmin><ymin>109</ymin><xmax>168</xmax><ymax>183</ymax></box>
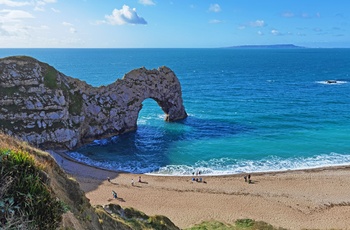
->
<box><xmin>44</xmin><ymin>66</ymin><xmax>58</xmax><ymax>89</ymax></box>
<box><xmin>68</xmin><ymin>91</ymin><xmax>83</xmax><ymax>115</ymax></box>
<box><xmin>185</xmin><ymin>219</ymin><xmax>287</xmax><ymax>230</ymax></box>
<box><xmin>0</xmin><ymin>148</ymin><xmax>64</xmax><ymax>229</ymax></box>
<box><xmin>96</xmin><ymin>204</ymin><xmax>179</xmax><ymax>230</ymax></box>
<box><xmin>0</xmin><ymin>86</ymin><xmax>19</xmax><ymax>97</ymax></box>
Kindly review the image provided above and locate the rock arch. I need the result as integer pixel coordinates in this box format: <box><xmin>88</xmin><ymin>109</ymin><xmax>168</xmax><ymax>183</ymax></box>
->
<box><xmin>0</xmin><ymin>56</ymin><xmax>187</xmax><ymax>150</ymax></box>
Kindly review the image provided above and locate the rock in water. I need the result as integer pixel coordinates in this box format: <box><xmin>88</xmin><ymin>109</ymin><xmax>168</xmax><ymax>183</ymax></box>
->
<box><xmin>0</xmin><ymin>56</ymin><xmax>187</xmax><ymax>150</ymax></box>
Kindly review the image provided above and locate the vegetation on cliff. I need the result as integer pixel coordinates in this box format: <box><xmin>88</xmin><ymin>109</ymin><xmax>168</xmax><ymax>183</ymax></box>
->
<box><xmin>0</xmin><ymin>148</ymin><xmax>63</xmax><ymax>229</ymax></box>
<box><xmin>185</xmin><ymin>219</ymin><xmax>287</xmax><ymax>230</ymax></box>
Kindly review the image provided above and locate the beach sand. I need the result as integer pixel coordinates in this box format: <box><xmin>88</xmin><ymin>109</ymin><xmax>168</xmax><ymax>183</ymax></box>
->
<box><xmin>51</xmin><ymin>151</ymin><xmax>350</xmax><ymax>229</ymax></box>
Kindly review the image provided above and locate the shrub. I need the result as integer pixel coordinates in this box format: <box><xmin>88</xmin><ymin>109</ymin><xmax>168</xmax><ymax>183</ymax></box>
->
<box><xmin>0</xmin><ymin>149</ymin><xmax>63</xmax><ymax>229</ymax></box>
<box><xmin>44</xmin><ymin>66</ymin><xmax>58</xmax><ymax>89</ymax></box>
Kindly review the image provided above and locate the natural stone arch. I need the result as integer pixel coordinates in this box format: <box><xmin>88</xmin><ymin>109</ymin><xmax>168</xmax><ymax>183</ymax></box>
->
<box><xmin>100</xmin><ymin>66</ymin><xmax>188</xmax><ymax>132</ymax></box>
<box><xmin>0</xmin><ymin>56</ymin><xmax>187</xmax><ymax>150</ymax></box>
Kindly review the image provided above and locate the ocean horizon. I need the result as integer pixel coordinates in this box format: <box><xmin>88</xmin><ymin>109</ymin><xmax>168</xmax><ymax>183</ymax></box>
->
<box><xmin>1</xmin><ymin>48</ymin><xmax>350</xmax><ymax>175</ymax></box>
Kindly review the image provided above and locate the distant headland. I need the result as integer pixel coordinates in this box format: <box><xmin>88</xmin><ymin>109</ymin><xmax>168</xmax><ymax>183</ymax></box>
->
<box><xmin>224</xmin><ymin>44</ymin><xmax>306</xmax><ymax>49</ymax></box>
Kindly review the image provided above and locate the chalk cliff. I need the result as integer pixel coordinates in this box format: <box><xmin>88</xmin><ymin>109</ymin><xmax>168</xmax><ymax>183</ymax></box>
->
<box><xmin>0</xmin><ymin>56</ymin><xmax>187</xmax><ymax>150</ymax></box>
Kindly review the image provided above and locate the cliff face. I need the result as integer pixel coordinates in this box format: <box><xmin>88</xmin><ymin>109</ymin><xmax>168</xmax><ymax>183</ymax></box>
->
<box><xmin>0</xmin><ymin>56</ymin><xmax>187</xmax><ymax>150</ymax></box>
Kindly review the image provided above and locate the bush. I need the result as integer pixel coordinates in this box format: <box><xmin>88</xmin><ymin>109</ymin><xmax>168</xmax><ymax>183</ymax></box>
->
<box><xmin>0</xmin><ymin>149</ymin><xmax>63</xmax><ymax>229</ymax></box>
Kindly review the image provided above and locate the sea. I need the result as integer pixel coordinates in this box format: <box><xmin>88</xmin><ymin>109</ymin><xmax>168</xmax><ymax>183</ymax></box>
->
<box><xmin>1</xmin><ymin>48</ymin><xmax>350</xmax><ymax>176</ymax></box>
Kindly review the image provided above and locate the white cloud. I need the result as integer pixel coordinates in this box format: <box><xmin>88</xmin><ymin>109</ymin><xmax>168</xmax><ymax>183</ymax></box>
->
<box><xmin>238</xmin><ymin>20</ymin><xmax>265</xmax><ymax>30</ymax></box>
<box><xmin>62</xmin><ymin>21</ymin><xmax>76</xmax><ymax>34</ymax></box>
<box><xmin>250</xmin><ymin>20</ymin><xmax>265</xmax><ymax>27</ymax></box>
<box><xmin>0</xmin><ymin>0</ymin><xmax>29</xmax><ymax>7</ymax></box>
<box><xmin>104</xmin><ymin>5</ymin><xmax>147</xmax><ymax>25</ymax></box>
<box><xmin>282</xmin><ymin>12</ymin><xmax>294</xmax><ymax>18</ymax></box>
<box><xmin>209</xmin><ymin>4</ymin><xmax>221</xmax><ymax>13</ymax></box>
<box><xmin>257</xmin><ymin>31</ymin><xmax>264</xmax><ymax>36</ymax></box>
<box><xmin>34</xmin><ymin>6</ymin><xmax>44</xmax><ymax>11</ymax></box>
<box><xmin>0</xmin><ymin>9</ymin><xmax>34</xmax><ymax>37</ymax></box>
<box><xmin>0</xmin><ymin>23</ymin><xmax>10</xmax><ymax>35</ymax></box>
<box><xmin>62</xmin><ymin>22</ymin><xmax>73</xmax><ymax>27</ymax></box>
<box><xmin>138</xmin><ymin>0</ymin><xmax>155</xmax><ymax>6</ymax></box>
<box><xmin>33</xmin><ymin>0</ymin><xmax>57</xmax><ymax>12</ymax></box>
<box><xmin>51</xmin><ymin>7</ymin><xmax>60</xmax><ymax>13</ymax></box>
<box><xmin>0</xmin><ymin>9</ymin><xmax>34</xmax><ymax>22</ymax></box>
<box><xmin>271</xmin><ymin>29</ymin><xmax>279</xmax><ymax>36</ymax></box>
<box><xmin>69</xmin><ymin>27</ymin><xmax>77</xmax><ymax>34</ymax></box>
<box><xmin>209</xmin><ymin>19</ymin><xmax>222</xmax><ymax>24</ymax></box>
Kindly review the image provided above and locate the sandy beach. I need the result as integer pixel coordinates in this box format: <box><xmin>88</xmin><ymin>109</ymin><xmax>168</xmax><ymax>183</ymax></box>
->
<box><xmin>51</xmin><ymin>151</ymin><xmax>350</xmax><ymax>229</ymax></box>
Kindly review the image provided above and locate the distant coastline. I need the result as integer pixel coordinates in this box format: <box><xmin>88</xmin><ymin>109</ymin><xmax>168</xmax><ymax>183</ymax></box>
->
<box><xmin>224</xmin><ymin>44</ymin><xmax>306</xmax><ymax>49</ymax></box>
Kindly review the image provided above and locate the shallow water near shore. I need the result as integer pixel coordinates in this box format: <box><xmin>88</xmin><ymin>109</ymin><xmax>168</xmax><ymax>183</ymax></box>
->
<box><xmin>1</xmin><ymin>48</ymin><xmax>350</xmax><ymax>175</ymax></box>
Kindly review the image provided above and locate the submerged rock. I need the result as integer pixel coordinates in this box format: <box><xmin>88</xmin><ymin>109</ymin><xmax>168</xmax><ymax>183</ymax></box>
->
<box><xmin>0</xmin><ymin>56</ymin><xmax>187</xmax><ymax>150</ymax></box>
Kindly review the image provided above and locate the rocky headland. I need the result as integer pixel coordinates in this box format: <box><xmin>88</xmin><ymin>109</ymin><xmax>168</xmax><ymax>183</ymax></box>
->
<box><xmin>0</xmin><ymin>56</ymin><xmax>187</xmax><ymax>150</ymax></box>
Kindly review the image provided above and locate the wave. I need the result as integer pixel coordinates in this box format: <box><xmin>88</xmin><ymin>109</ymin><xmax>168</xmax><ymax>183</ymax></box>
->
<box><xmin>66</xmin><ymin>151</ymin><xmax>350</xmax><ymax>176</ymax></box>
<box><xmin>316</xmin><ymin>80</ymin><xmax>348</xmax><ymax>85</ymax></box>
<box><xmin>148</xmin><ymin>153</ymin><xmax>350</xmax><ymax>176</ymax></box>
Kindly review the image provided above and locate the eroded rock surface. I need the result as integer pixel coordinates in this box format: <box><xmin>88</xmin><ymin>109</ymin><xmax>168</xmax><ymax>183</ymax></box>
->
<box><xmin>0</xmin><ymin>56</ymin><xmax>187</xmax><ymax>150</ymax></box>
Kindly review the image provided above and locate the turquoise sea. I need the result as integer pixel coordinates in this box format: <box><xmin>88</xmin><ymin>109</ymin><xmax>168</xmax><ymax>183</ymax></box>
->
<box><xmin>1</xmin><ymin>48</ymin><xmax>350</xmax><ymax>175</ymax></box>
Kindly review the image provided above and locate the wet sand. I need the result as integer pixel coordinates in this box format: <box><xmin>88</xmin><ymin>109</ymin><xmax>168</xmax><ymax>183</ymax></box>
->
<box><xmin>51</xmin><ymin>151</ymin><xmax>350</xmax><ymax>229</ymax></box>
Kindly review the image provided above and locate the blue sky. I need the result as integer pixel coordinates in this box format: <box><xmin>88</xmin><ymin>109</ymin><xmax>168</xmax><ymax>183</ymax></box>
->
<box><xmin>0</xmin><ymin>0</ymin><xmax>349</xmax><ymax>48</ymax></box>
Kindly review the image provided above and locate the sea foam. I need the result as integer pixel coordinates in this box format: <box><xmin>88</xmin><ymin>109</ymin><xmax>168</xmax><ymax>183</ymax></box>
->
<box><xmin>148</xmin><ymin>153</ymin><xmax>350</xmax><ymax>176</ymax></box>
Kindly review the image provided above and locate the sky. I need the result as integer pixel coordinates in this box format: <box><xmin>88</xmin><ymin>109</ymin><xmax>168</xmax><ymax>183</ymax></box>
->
<box><xmin>0</xmin><ymin>0</ymin><xmax>349</xmax><ymax>48</ymax></box>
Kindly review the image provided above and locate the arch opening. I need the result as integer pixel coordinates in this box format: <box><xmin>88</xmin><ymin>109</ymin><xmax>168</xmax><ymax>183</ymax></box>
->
<box><xmin>137</xmin><ymin>98</ymin><xmax>166</xmax><ymax>126</ymax></box>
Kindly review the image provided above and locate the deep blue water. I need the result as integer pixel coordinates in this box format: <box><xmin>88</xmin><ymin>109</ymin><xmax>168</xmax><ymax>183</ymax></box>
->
<box><xmin>1</xmin><ymin>48</ymin><xmax>350</xmax><ymax>175</ymax></box>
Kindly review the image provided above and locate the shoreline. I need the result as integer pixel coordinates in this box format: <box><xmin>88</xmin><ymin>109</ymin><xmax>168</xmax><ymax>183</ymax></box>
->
<box><xmin>52</xmin><ymin>149</ymin><xmax>350</xmax><ymax>177</ymax></box>
<box><xmin>50</xmin><ymin>150</ymin><xmax>350</xmax><ymax>229</ymax></box>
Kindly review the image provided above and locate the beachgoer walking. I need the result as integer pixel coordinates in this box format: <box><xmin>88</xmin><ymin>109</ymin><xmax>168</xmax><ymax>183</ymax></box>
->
<box><xmin>248</xmin><ymin>174</ymin><xmax>251</xmax><ymax>184</ymax></box>
<box><xmin>112</xmin><ymin>190</ymin><xmax>117</xmax><ymax>199</ymax></box>
<box><xmin>131</xmin><ymin>179</ymin><xmax>134</xmax><ymax>186</ymax></box>
<box><xmin>107</xmin><ymin>177</ymin><xmax>111</xmax><ymax>183</ymax></box>
<box><xmin>138</xmin><ymin>176</ymin><xmax>142</xmax><ymax>183</ymax></box>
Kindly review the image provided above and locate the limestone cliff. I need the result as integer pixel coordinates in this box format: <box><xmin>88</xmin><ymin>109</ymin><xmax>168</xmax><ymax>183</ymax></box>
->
<box><xmin>0</xmin><ymin>56</ymin><xmax>187</xmax><ymax>150</ymax></box>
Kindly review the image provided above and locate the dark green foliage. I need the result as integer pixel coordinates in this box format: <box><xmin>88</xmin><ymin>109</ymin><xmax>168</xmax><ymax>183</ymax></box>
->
<box><xmin>68</xmin><ymin>91</ymin><xmax>83</xmax><ymax>115</ymax></box>
<box><xmin>97</xmin><ymin>204</ymin><xmax>179</xmax><ymax>230</ymax></box>
<box><xmin>0</xmin><ymin>149</ymin><xmax>63</xmax><ymax>229</ymax></box>
<box><xmin>44</xmin><ymin>66</ymin><xmax>58</xmax><ymax>89</ymax></box>
<box><xmin>186</xmin><ymin>221</ymin><xmax>235</xmax><ymax>230</ymax></box>
<box><xmin>235</xmin><ymin>218</ymin><xmax>255</xmax><ymax>228</ymax></box>
<box><xmin>186</xmin><ymin>219</ymin><xmax>287</xmax><ymax>230</ymax></box>
<box><xmin>0</xmin><ymin>87</ymin><xmax>18</xmax><ymax>97</ymax></box>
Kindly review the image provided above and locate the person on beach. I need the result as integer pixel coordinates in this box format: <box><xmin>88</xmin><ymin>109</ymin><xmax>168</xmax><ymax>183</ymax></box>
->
<box><xmin>138</xmin><ymin>176</ymin><xmax>142</xmax><ymax>183</ymax></box>
<box><xmin>112</xmin><ymin>190</ymin><xmax>117</xmax><ymax>199</ymax></box>
<box><xmin>248</xmin><ymin>174</ymin><xmax>251</xmax><ymax>184</ymax></box>
<box><xmin>107</xmin><ymin>177</ymin><xmax>111</xmax><ymax>183</ymax></box>
<box><xmin>131</xmin><ymin>179</ymin><xmax>134</xmax><ymax>186</ymax></box>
